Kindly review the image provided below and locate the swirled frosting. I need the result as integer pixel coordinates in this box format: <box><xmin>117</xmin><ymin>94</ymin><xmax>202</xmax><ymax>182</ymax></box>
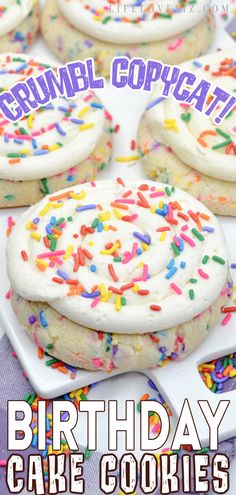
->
<box><xmin>7</xmin><ymin>179</ymin><xmax>228</xmax><ymax>334</ymax></box>
<box><xmin>0</xmin><ymin>0</ymin><xmax>33</xmax><ymax>36</ymax></box>
<box><xmin>57</xmin><ymin>0</ymin><xmax>211</xmax><ymax>44</ymax></box>
<box><xmin>145</xmin><ymin>49</ymin><xmax>236</xmax><ymax>182</ymax></box>
<box><xmin>0</xmin><ymin>54</ymin><xmax>105</xmax><ymax>181</ymax></box>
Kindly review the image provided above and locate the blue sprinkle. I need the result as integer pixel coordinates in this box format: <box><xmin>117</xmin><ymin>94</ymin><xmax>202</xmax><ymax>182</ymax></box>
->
<box><xmin>67</xmin><ymin>175</ymin><xmax>75</xmax><ymax>182</ymax></box>
<box><xmin>76</xmin><ymin>204</ymin><xmax>97</xmax><ymax>212</ymax></box>
<box><xmin>90</xmin><ymin>102</ymin><xmax>104</xmax><ymax>109</ymax></box>
<box><xmin>146</xmin><ymin>97</ymin><xmax>166</xmax><ymax>111</ymax></box>
<box><xmin>56</xmin><ymin>270</ymin><xmax>70</xmax><ymax>281</ymax></box>
<box><xmin>136</xmin><ymin>248</ymin><xmax>142</xmax><ymax>255</ymax></box>
<box><xmin>39</xmin><ymin>310</ymin><xmax>48</xmax><ymax>328</ymax></box>
<box><xmin>33</xmin><ymin>149</ymin><xmax>49</xmax><ymax>156</ymax></box>
<box><xmin>167</xmin><ymin>258</ymin><xmax>175</xmax><ymax>270</ymax></box>
<box><xmin>165</xmin><ymin>267</ymin><xmax>178</xmax><ymax>279</ymax></box>
<box><xmin>70</xmin><ymin>118</ymin><xmax>85</xmax><ymax>125</ymax></box>
<box><xmin>81</xmin><ymin>291</ymin><xmax>100</xmax><ymax>299</ymax></box>
<box><xmin>33</xmin><ymin>217</ymin><xmax>40</xmax><ymax>224</ymax></box>
<box><xmin>90</xmin><ymin>265</ymin><xmax>97</xmax><ymax>272</ymax></box>
<box><xmin>55</xmin><ymin>122</ymin><xmax>66</xmax><ymax>136</ymax></box>
<box><xmin>202</xmin><ymin>226</ymin><xmax>215</xmax><ymax>233</ymax></box>
<box><xmin>133</xmin><ymin>232</ymin><xmax>151</xmax><ymax>245</ymax></box>
<box><xmin>180</xmin><ymin>261</ymin><xmax>186</xmax><ymax>269</ymax></box>
<box><xmin>97</xmin><ymin>222</ymin><xmax>103</xmax><ymax>232</ymax></box>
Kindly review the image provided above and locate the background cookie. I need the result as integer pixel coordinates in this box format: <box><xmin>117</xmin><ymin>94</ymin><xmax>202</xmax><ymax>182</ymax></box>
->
<box><xmin>41</xmin><ymin>0</ymin><xmax>215</xmax><ymax>77</ymax></box>
<box><xmin>137</xmin><ymin>49</ymin><xmax>236</xmax><ymax>216</ymax></box>
<box><xmin>0</xmin><ymin>0</ymin><xmax>40</xmax><ymax>53</ymax></box>
<box><xmin>7</xmin><ymin>180</ymin><xmax>231</xmax><ymax>371</ymax></box>
<box><xmin>0</xmin><ymin>54</ymin><xmax>113</xmax><ymax>208</ymax></box>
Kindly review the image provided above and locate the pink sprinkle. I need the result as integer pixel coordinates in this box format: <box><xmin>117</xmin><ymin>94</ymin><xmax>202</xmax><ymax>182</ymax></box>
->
<box><xmin>91</xmin><ymin>181</ymin><xmax>96</xmax><ymax>187</ymax></box>
<box><xmin>181</xmin><ymin>225</ymin><xmax>188</xmax><ymax>231</ymax></box>
<box><xmin>180</xmin><ymin>233</ymin><xmax>196</xmax><ymax>247</ymax></box>
<box><xmin>222</xmin><ymin>314</ymin><xmax>232</xmax><ymax>326</ymax></box>
<box><xmin>12</xmin><ymin>352</ymin><xmax>17</xmax><ymax>358</ymax></box>
<box><xmin>93</xmin><ymin>358</ymin><xmax>103</xmax><ymax>368</ymax></box>
<box><xmin>132</xmin><ymin>277</ymin><xmax>143</xmax><ymax>283</ymax></box>
<box><xmin>22</xmin><ymin>371</ymin><xmax>28</xmax><ymax>380</ymax></box>
<box><xmin>8</xmin><ymin>216</ymin><xmax>13</xmax><ymax>228</ymax></box>
<box><xmin>143</xmin><ymin>264</ymin><xmax>148</xmax><ymax>281</ymax></box>
<box><xmin>132</xmin><ymin>242</ymin><xmax>138</xmax><ymax>255</ymax></box>
<box><xmin>168</xmin><ymin>36</ymin><xmax>183</xmax><ymax>51</ymax></box>
<box><xmin>0</xmin><ymin>460</ymin><xmax>7</xmax><ymax>467</ymax></box>
<box><xmin>114</xmin><ymin>199</ymin><xmax>135</xmax><ymax>204</ymax></box>
<box><xmin>168</xmin><ymin>204</ymin><xmax>173</xmax><ymax>219</ymax></box>
<box><xmin>49</xmin><ymin>261</ymin><xmax>55</xmax><ymax>268</ymax></box>
<box><xmin>170</xmin><ymin>283</ymin><xmax>182</xmax><ymax>295</ymax></box>
<box><xmin>37</xmin><ymin>250</ymin><xmax>66</xmax><ymax>259</ymax></box>
<box><xmin>105</xmin><ymin>110</ymin><xmax>112</xmax><ymax>121</ymax></box>
<box><xmin>91</xmin><ymin>297</ymin><xmax>100</xmax><ymax>308</ymax></box>
<box><xmin>5</xmin><ymin>289</ymin><xmax>11</xmax><ymax>300</ymax></box>
<box><xmin>84</xmin><ymin>93</ymin><xmax>93</xmax><ymax>102</ymax></box>
<box><xmin>149</xmin><ymin>191</ymin><xmax>165</xmax><ymax>198</ymax></box>
<box><xmin>0</xmin><ymin>119</ymin><xmax>8</xmax><ymax>126</ymax></box>
<box><xmin>152</xmin><ymin>423</ymin><xmax>161</xmax><ymax>434</ymax></box>
<box><xmin>47</xmin><ymin>123</ymin><xmax>55</xmax><ymax>130</ymax></box>
<box><xmin>198</xmin><ymin>268</ymin><xmax>209</xmax><ymax>279</ymax></box>
<box><xmin>173</xmin><ymin>236</ymin><xmax>180</xmax><ymax>248</ymax></box>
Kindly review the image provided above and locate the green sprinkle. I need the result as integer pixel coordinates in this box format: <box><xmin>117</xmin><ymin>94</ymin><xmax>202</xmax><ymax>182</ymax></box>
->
<box><xmin>102</xmin><ymin>16</ymin><xmax>112</xmax><ymax>24</ymax></box>
<box><xmin>113</xmin><ymin>257</ymin><xmax>122</xmax><ymax>262</ymax></box>
<box><xmin>92</xmin><ymin>218</ymin><xmax>99</xmax><ymax>229</ymax></box>
<box><xmin>191</xmin><ymin>228</ymin><xmax>205</xmax><ymax>241</ymax></box>
<box><xmin>46</xmin><ymin>344</ymin><xmax>53</xmax><ymax>350</ymax></box>
<box><xmin>40</xmin><ymin>178</ymin><xmax>50</xmax><ymax>195</ymax></box>
<box><xmin>46</xmin><ymin>358</ymin><xmax>58</xmax><ymax>366</ymax></box>
<box><xmin>171</xmin><ymin>242</ymin><xmax>180</xmax><ymax>256</ymax></box>
<box><xmin>211</xmin><ymin>383</ymin><xmax>217</xmax><ymax>393</ymax></box>
<box><xmin>202</xmin><ymin>255</ymin><xmax>209</xmax><ymax>264</ymax></box>
<box><xmin>181</xmin><ymin>112</ymin><xmax>191</xmax><ymax>122</ymax></box>
<box><xmin>85</xmin><ymin>448</ymin><xmax>92</xmax><ymax>460</ymax></box>
<box><xmin>7</xmin><ymin>153</ymin><xmax>21</xmax><ymax>158</ymax></box>
<box><xmin>24</xmin><ymin>393</ymin><xmax>32</xmax><ymax>402</ymax></box>
<box><xmin>50</xmin><ymin>239</ymin><xmax>57</xmax><ymax>251</ymax></box>
<box><xmin>5</xmin><ymin>195</ymin><xmax>16</xmax><ymax>201</ymax></box>
<box><xmin>121</xmin><ymin>297</ymin><xmax>126</xmax><ymax>306</ymax></box>
<box><xmin>212</xmin><ymin>255</ymin><xmax>225</xmax><ymax>265</ymax></box>
<box><xmin>215</xmin><ymin>128</ymin><xmax>230</xmax><ymax>139</ymax></box>
<box><xmin>196</xmin><ymin>447</ymin><xmax>209</xmax><ymax>454</ymax></box>
<box><xmin>212</xmin><ymin>139</ymin><xmax>232</xmax><ymax>150</ymax></box>
<box><xmin>28</xmin><ymin>393</ymin><xmax>37</xmax><ymax>405</ymax></box>
<box><xmin>165</xmin><ymin>186</ymin><xmax>171</xmax><ymax>197</ymax></box>
<box><xmin>67</xmin><ymin>216</ymin><xmax>73</xmax><ymax>222</ymax></box>
<box><xmin>189</xmin><ymin>289</ymin><xmax>195</xmax><ymax>300</ymax></box>
<box><xmin>137</xmin><ymin>402</ymin><xmax>141</xmax><ymax>413</ymax></box>
<box><xmin>80</xmin><ymin>393</ymin><xmax>88</xmax><ymax>401</ymax></box>
<box><xmin>189</xmin><ymin>278</ymin><xmax>198</xmax><ymax>284</ymax></box>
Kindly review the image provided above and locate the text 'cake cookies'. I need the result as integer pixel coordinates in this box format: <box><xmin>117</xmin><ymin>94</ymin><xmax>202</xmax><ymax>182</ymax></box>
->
<box><xmin>137</xmin><ymin>49</ymin><xmax>236</xmax><ymax>216</ymax></box>
<box><xmin>41</xmin><ymin>0</ymin><xmax>215</xmax><ymax>76</ymax></box>
<box><xmin>7</xmin><ymin>179</ymin><xmax>232</xmax><ymax>371</ymax></box>
<box><xmin>0</xmin><ymin>54</ymin><xmax>113</xmax><ymax>208</ymax></box>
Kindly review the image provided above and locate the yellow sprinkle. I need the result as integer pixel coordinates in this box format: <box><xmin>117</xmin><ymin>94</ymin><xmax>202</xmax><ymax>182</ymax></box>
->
<box><xmin>63</xmin><ymin>245</ymin><xmax>74</xmax><ymax>260</ymax></box>
<box><xmin>112</xmin><ymin>334</ymin><xmax>118</xmax><ymax>346</ymax></box>
<box><xmin>39</xmin><ymin>203</ymin><xmax>52</xmax><ymax>216</ymax></box>
<box><xmin>27</xmin><ymin>114</ymin><xmax>35</xmax><ymax>129</ymax></box>
<box><xmin>115</xmin><ymin>155</ymin><xmax>139</xmax><ymax>163</ymax></box>
<box><xmin>69</xmin><ymin>191</ymin><xmax>87</xmax><ymax>200</ymax></box>
<box><xmin>137</xmin><ymin>261</ymin><xmax>144</xmax><ymax>268</ymax></box>
<box><xmin>47</xmin><ymin>414</ymin><xmax>52</xmax><ymax>420</ymax></box>
<box><xmin>21</xmin><ymin>149</ymin><xmax>30</xmax><ymax>155</ymax></box>
<box><xmin>26</xmin><ymin>221</ymin><xmax>32</xmax><ymax>230</ymax></box>
<box><xmin>48</xmin><ymin>445</ymin><xmax>53</xmax><ymax>456</ymax></box>
<box><xmin>132</xmin><ymin>284</ymin><xmax>139</xmax><ymax>293</ymax></box>
<box><xmin>89</xmin><ymin>241</ymin><xmax>95</xmax><ymax>246</ymax></box>
<box><xmin>100</xmin><ymin>283</ymin><xmax>106</xmax><ymax>298</ymax></box>
<box><xmin>199</xmin><ymin>364</ymin><xmax>215</xmax><ymax>371</ymax></box>
<box><xmin>100</xmin><ymin>241</ymin><xmax>120</xmax><ymax>255</ymax></box>
<box><xmin>52</xmin><ymin>203</ymin><xmax>63</xmax><ymax>209</ymax></box>
<box><xmin>206</xmin><ymin>374</ymin><xmax>213</xmax><ymax>390</ymax></box>
<box><xmin>159</xmin><ymin>200</ymin><xmax>164</xmax><ymax>208</ymax></box>
<box><xmin>115</xmin><ymin>295</ymin><xmax>121</xmax><ymax>312</ymax></box>
<box><xmin>113</xmin><ymin>208</ymin><xmax>122</xmax><ymax>220</ymax></box>
<box><xmin>99</xmin><ymin>211</ymin><xmax>111</xmax><ymax>221</ymax></box>
<box><xmin>78</xmin><ymin>106</ymin><xmax>89</xmax><ymax>118</ymax></box>
<box><xmin>33</xmin><ymin>427</ymin><xmax>38</xmax><ymax>434</ymax></box>
<box><xmin>229</xmin><ymin>370</ymin><xmax>236</xmax><ymax>378</ymax></box>
<box><xmin>30</xmin><ymin>232</ymin><xmax>42</xmax><ymax>241</ymax></box>
<box><xmin>142</xmin><ymin>242</ymin><xmax>150</xmax><ymax>251</ymax></box>
<box><xmin>150</xmin><ymin>205</ymin><xmax>156</xmax><ymax>213</ymax></box>
<box><xmin>49</xmin><ymin>144</ymin><xmax>60</xmax><ymax>151</ymax></box>
<box><xmin>160</xmin><ymin>232</ymin><xmax>167</xmax><ymax>242</ymax></box>
<box><xmin>79</xmin><ymin>122</ymin><xmax>94</xmax><ymax>131</ymax></box>
<box><xmin>36</xmin><ymin>258</ymin><xmax>48</xmax><ymax>267</ymax></box>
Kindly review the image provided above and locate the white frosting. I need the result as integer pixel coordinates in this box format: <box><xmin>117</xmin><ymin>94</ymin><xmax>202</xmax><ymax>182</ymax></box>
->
<box><xmin>145</xmin><ymin>49</ymin><xmax>236</xmax><ymax>182</ymax></box>
<box><xmin>58</xmin><ymin>0</ymin><xmax>211</xmax><ymax>44</ymax></box>
<box><xmin>7</xmin><ymin>180</ymin><xmax>228</xmax><ymax>335</ymax></box>
<box><xmin>0</xmin><ymin>0</ymin><xmax>33</xmax><ymax>36</ymax></box>
<box><xmin>0</xmin><ymin>54</ymin><xmax>105</xmax><ymax>181</ymax></box>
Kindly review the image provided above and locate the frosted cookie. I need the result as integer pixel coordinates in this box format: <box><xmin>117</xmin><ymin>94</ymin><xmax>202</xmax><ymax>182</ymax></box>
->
<box><xmin>41</xmin><ymin>0</ymin><xmax>215</xmax><ymax>77</ymax></box>
<box><xmin>137</xmin><ymin>49</ymin><xmax>236</xmax><ymax>216</ymax></box>
<box><xmin>0</xmin><ymin>54</ymin><xmax>113</xmax><ymax>208</ymax></box>
<box><xmin>0</xmin><ymin>1</ymin><xmax>40</xmax><ymax>53</ymax></box>
<box><xmin>7</xmin><ymin>179</ymin><xmax>232</xmax><ymax>372</ymax></box>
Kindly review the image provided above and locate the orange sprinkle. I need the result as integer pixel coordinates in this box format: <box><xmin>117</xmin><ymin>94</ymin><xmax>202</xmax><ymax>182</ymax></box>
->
<box><xmin>38</xmin><ymin>347</ymin><xmax>44</xmax><ymax>360</ymax></box>
<box><xmin>49</xmin><ymin>191</ymin><xmax>73</xmax><ymax>201</ymax></box>
<box><xmin>9</xmin><ymin>158</ymin><xmax>20</xmax><ymax>164</ymax></box>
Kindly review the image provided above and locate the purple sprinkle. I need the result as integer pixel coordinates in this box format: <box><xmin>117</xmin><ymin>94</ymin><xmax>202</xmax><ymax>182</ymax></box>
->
<box><xmin>29</xmin><ymin>315</ymin><xmax>37</xmax><ymax>324</ymax></box>
<box><xmin>81</xmin><ymin>291</ymin><xmax>100</xmax><ymax>299</ymax></box>
<box><xmin>76</xmin><ymin>204</ymin><xmax>97</xmax><ymax>212</ymax></box>
<box><xmin>202</xmin><ymin>226</ymin><xmax>215</xmax><ymax>233</ymax></box>
<box><xmin>231</xmin><ymin>263</ymin><xmax>236</xmax><ymax>269</ymax></box>
<box><xmin>56</xmin><ymin>270</ymin><xmax>70</xmax><ymax>281</ymax></box>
